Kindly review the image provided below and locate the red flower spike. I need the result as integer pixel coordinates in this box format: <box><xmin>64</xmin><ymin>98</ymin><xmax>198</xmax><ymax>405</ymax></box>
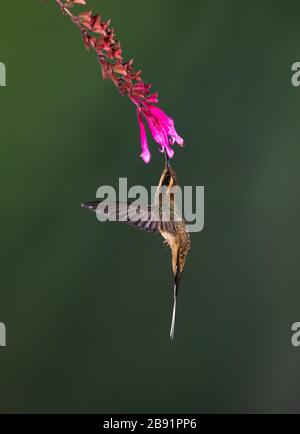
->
<box><xmin>53</xmin><ymin>0</ymin><xmax>184</xmax><ymax>163</ymax></box>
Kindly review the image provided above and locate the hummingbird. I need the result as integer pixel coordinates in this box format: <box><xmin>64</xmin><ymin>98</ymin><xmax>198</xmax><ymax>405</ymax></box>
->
<box><xmin>81</xmin><ymin>153</ymin><xmax>191</xmax><ymax>340</ymax></box>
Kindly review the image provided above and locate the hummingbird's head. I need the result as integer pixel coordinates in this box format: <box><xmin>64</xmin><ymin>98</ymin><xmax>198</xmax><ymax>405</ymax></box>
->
<box><xmin>158</xmin><ymin>152</ymin><xmax>179</xmax><ymax>191</ymax></box>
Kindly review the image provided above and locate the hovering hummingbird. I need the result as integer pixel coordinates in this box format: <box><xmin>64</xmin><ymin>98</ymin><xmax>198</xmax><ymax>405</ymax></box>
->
<box><xmin>81</xmin><ymin>153</ymin><xmax>191</xmax><ymax>340</ymax></box>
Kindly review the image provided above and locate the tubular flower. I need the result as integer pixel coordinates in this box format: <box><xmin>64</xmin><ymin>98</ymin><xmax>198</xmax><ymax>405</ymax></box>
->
<box><xmin>131</xmin><ymin>91</ymin><xmax>184</xmax><ymax>163</ymax></box>
<box><xmin>54</xmin><ymin>0</ymin><xmax>184</xmax><ymax>163</ymax></box>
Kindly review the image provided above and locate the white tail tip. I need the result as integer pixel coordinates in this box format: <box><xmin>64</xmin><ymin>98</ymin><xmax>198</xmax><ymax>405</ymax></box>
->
<box><xmin>170</xmin><ymin>288</ymin><xmax>177</xmax><ymax>341</ymax></box>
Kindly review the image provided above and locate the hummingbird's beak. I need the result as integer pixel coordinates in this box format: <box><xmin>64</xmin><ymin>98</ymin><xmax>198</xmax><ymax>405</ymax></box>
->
<box><xmin>164</xmin><ymin>150</ymin><xmax>171</xmax><ymax>170</ymax></box>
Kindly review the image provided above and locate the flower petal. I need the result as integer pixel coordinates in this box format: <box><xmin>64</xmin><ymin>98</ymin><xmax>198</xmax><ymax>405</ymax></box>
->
<box><xmin>145</xmin><ymin>104</ymin><xmax>184</xmax><ymax>148</ymax></box>
<box><xmin>137</xmin><ymin>109</ymin><xmax>151</xmax><ymax>163</ymax></box>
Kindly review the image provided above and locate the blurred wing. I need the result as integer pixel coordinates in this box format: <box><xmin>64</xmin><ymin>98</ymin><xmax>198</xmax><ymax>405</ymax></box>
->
<box><xmin>81</xmin><ymin>201</ymin><xmax>176</xmax><ymax>234</ymax></box>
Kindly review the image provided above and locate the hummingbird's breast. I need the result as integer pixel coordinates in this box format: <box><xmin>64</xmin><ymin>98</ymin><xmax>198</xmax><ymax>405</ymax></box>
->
<box><xmin>161</xmin><ymin>229</ymin><xmax>179</xmax><ymax>275</ymax></box>
<box><xmin>160</xmin><ymin>220</ymin><xmax>191</xmax><ymax>276</ymax></box>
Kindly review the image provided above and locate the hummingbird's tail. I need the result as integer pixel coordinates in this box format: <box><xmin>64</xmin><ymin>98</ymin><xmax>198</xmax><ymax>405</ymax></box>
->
<box><xmin>170</xmin><ymin>261</ymin><xmax>181</xmax><ymax>341</ymax></box>
<box><xmin>170</xmin><ymin>283</ymin><xmax>177</xmax><ymax>341</ymax></box>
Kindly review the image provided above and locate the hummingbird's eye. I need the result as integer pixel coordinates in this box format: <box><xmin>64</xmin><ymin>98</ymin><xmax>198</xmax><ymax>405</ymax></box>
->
<box><xmin>163</xmin><ymin>174</ymin><xmax>171</xmax><ymax>186</ymax></box>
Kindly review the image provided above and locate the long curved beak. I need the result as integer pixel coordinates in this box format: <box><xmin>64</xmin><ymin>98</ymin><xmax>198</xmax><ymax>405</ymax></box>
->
<box><xmin>164</xmin><ymin>150</ymin><xmax>171</xmax><ymax>170</ymax></box>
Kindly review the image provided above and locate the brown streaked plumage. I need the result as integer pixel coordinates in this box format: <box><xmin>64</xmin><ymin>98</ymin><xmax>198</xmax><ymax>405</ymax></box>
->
<box><xmin>81</xmin><ymin>153</ymin><xmax>191</xmax><ymax>340</ymax></box>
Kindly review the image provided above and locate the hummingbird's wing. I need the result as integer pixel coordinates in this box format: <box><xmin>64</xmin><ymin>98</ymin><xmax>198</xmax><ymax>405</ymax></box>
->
<box><xmin>82</xmin><ymin>201</ymin><xmax>176</xmax><ymax>234</ymax></box>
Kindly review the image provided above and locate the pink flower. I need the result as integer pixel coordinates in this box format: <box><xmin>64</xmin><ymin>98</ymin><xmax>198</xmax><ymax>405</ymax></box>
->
<box><xmin>132</xmin><ymin>95</ymin><xmax>184</xmax><ymax>164</ymax></box>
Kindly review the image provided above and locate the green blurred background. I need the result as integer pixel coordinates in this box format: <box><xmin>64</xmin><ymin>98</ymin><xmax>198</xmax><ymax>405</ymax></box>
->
<box><xmin>0</xmin><ymin>0</ymin><xmax>300</xmax><ymax>414</ymax></box>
